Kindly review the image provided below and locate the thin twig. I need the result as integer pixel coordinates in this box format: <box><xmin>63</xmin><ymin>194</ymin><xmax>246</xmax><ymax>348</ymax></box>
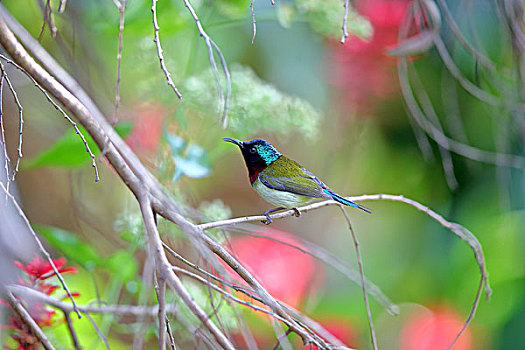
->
<box><xmin>38</xmin><ymin>0</ymin><xmax>57</xmax><ymax>39</ymax></box>
<box><xmin>197</xmin><ymin>193</ymin><xmax>491</xmax><ymax>297</ymax></box>
<box><xmin>189</xmin><ymin>228</ymin><xmax>328</xmax><ymax>348</ymax></box>
<box><xmin>398</xmin><ymin>54</ymin><xmax>525</xmax><ymax>169</ymax></box>
<box><xmin>434</xmin><ymin>0</ymin><xmax>498</xmax><ymax>72</ymax></box>
<box><xmin>151</xmin><ymin>0</ymin><xmax>182</xmax><ymax>99</ymax></box>
<box><xmin>172</xmin><ymin>266</ymin><xmax>291</xmax><ymax>325</ymax></box>
<box><xmin>182</xmin><ymin>0</ymin><xmax>231</xmax><ymax>128</ymax></box>
<box><xmin>446</xmin><ymin>276</ymin><xmax>484</xmax><ymax>350</ymax></box>
<box><xmin>139</xmin><ymin>193</ymin><xmax>236</xmax><ymax>350</ymax></box>
<box><xmin>112</xmin><ymin>0</ymin><xmax>127</xmax><ymax>125</ymax></box>
<box><xmin>0</xmin><ymin>69</ymin><xmax>9</xmax><ymax>196</ymax></box>
<box><xmin>58</xmin><ymin>0</ymin><xmax>67</xmax><ymax>13</ymax></box>
<box><xmin>3</xmin><ymin>289</ymin><xmax>56</xmax><ymax>350</ymax></box>
<box><xmin>250</xmin><ymin>0</ymin><xmax>256</xmax><ymax>44</ymax></box>
<box><xmin>9</xmin><ymin>284</ymin><xmax>178</xmax><ymax>317</ymax></box>
<box><xmin>133</xmin><ymin>250</ymin><xmax>155</xmax><ymax>350</ymax></box>
<box><xmin>0</xmin><ymin>54</ymin><xmax>100</xmax><ymax>182</ymax></box>
<box><xmin>271</xmin><ymin>327</ymin><xmax>292</xmax><ymax>350</ymax></box>
<box><xmin>64</xmin><ymin>312</ymin><xmax>82</xmax><ymax>350</ymax></box>
<box><xmin>154</xmin><ymin>274</ymin><xmax>167</xmax><ymax>350</ymax></box>
<box><xmin>340</xmin><ymin>0</ymin><xmax>349</xmax><ymax>43</ymax></box>
<box><xmin>230</xmin><ymin>226</ymin><xmax>399</xmax><ymax>315</ymax></box>
<box><xmin>165</xmin><ymin>316</ymin><xmax>177</xmax><ymax>350</ymax></box>
<box><xmin>83</xmin><ymin>311</ymin><xmax>111</xmax><ymax>350</ymax></box>
<box><xmin>409</xmin><ymin>66</ymin><xmax>459</xmax><ymax>190</ymax></box>
<box><xmin>338</xmin><ymin>205</ymin><xmax>377</xmax><ymax>350</ymax></box>
<box><xmin>0</xmin><ymin>181</ymin><xmax>82</xmax><ymax>318</ymax></box>
<box><xmin>0</xmin><ymin>63</ymin><xmax>24</xmax><ymax>183</ymax></box>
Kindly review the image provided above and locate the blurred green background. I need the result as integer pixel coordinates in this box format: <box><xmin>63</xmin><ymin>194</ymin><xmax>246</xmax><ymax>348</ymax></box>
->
<box><xmin>1</xmin><ymin>0</ymin><xmax>524</xmax><ymax>349</ymax></box>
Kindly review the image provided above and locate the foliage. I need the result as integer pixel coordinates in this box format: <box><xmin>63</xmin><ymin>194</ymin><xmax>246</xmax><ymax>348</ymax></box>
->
<box><xmin>182</xmin><ymin>64</ymin><xmax>322</xmax><ymax>139</ymax></box>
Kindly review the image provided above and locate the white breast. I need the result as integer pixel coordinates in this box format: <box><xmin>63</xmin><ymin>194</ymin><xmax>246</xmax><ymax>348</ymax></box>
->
<box><xmin>252</xmin><ymin>178</ymin><xmax>313</xmax><ymax>208</ymax></box>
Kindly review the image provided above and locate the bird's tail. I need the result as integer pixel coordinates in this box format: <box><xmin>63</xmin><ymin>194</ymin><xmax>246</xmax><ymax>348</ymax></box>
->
<box><xmin>324</xmin><ymin>189</ymin><xmax>372</xmax><ymax>214</ymax></box>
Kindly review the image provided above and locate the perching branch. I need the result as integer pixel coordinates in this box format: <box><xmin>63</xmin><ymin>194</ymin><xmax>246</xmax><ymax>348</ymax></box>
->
<box><xmin>198</xmin><ymin>193</ymin><xmax>491</xmax><ymax>347</ymax></box>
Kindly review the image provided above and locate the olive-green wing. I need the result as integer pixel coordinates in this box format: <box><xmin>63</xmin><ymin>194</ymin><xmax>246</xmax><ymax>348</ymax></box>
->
<box><xmin>258</xmin><ymin>163</ymin><xmax>330</xmax><ymax>199</ymax></box>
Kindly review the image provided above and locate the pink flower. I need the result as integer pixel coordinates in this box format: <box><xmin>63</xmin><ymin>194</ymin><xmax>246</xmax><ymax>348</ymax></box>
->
<box><xmin>226</xmin><ymin>227</ymin><xmax>323</xmax><ymax>308</ymax></box>
<box><xmin>400</xmin><ymin>305</ymin><xmax>472</xmax><ymax>350</ymax></box>
<box><xmin>126</xmin><ymin>103</ymin><xmax>165</xmax><ymax>155</ymax></box>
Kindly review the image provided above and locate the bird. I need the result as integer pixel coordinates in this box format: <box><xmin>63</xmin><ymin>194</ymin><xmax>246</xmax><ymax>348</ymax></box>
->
<box><xmin>223</xmin><ymin>138</ymin><xmax>371</xmax><ymax>224</ymax></box>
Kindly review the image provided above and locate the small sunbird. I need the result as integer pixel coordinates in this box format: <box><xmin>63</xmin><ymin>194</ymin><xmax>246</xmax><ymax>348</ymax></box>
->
<box><xmin>224</xmin><ymin>138</ymin><xmax>371</xmax><ymax>224</ymax></box>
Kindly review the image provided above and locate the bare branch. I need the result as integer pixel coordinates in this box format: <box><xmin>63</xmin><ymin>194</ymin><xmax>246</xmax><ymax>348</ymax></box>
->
<box><xmin>338</xmin><ymin>205</ymin><xmax>377</xmax><ymax>350</ymax></box>
<box><xmin>409</xmin><ymin>66</ymin><xmax>459</xmax><ymax>190</ymax></box>
<box><xmin>182</xmin><ymin>0</ymin><xmax>231</xmax><ymax>128</ymax></box>
<box><xmin>154</xmin><ymin>274</ymin><xmax>167</xmax><ymax>350</ymax></box>
<box><xmin>151</xmin><ymin>0</ymin><xmax>183</xmax><ymax>100</ymax></box>
<box><xmin>340</xmin><ymin>0</ymin><xmax>349</xmax><ymax>43</ymax></box>
<box><xmin>250</xmin><ymin>0</ymin><xmax>257</xmax><ymax>44</ymax></box>
<box><xmin>0</xmin><ymin>54</ymin><xmax>100</xmax><ymax>182</ymax></box>
<box><xmin>434</xmin><ymin>0</ymin><xmax>498</xmax><ymax>72</ymax></box>
<box><xmin>83</xmin><ymin>311</ymin><xmax>110</xmax><ymax>350</ymax></box>
<box><xmin>3</xmin><ymin>289</ymin><xmax>56</xmax><ymax>350</ymax></box>
<box><xmin>58</xmin><ymin>0</ymin><xmax>67</xmax><ymax>13</ymax></box>
<box><xmin>139</xmin><ymin>193</ymin><xmax>236</xmax><ymax>350</ymax></box>
<box><xmin>0</xmin><ymin>181</ymin><xmax>82</xmax><ymax>318</ymax></box>
<box><xmin>0</xmin><ymin>63</ymin><xmax>24</xmax><ymax>183</ymax></box>
<box><xmin>9</xmin><ymin>284</ymin><xmax>177</xmax><ymax>317</ymax></box>
<box><xmin>112</xmin><ymin>0</ymin><xmax>127</xmax><ymax>125</ymax></box>
<box><xmin>398</xmin><ymin>54</ymin><xmax>525</xmax><ymax>169</ymax></box>
<box><xmin>229</xmin><ymin>226</ymin><xmax>398</xmax><ymax>315</ymax></box>
<box><xmin>64</xmin><ymin>312</ymin><xmax>82</xmax><ymax>350</ymax></box>
<box><xmin>197</xmin><ymin>193</ymin><xmax>491</xmax><ymax>296</ymax></box>
<box><xmin>0</xmin><ymin>69</ymin><xmax>9</xmax><ymax>194</ymax></box>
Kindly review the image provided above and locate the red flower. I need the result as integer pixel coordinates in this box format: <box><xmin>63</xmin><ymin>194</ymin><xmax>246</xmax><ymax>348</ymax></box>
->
<box><xmin>400</xmin><ymin>305</ymin><xmax>472</xmax><ymax>350</ymax></box>
<box><xmin>3</xmin><ymin>256</ymin><xmax>78</xmax><ymax>350</ymax></box>
<box><xmin>14</xmin><ymin>256</ymin><xmax>77</xmax><ymax>283</ymax></box>
<box><xmin>226</xmin><ymin>228</ymin><xmax>323</xmax><ymax>308</ymax></box>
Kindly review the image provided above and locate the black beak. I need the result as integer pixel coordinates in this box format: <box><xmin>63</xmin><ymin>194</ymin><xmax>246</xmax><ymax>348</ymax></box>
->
<box><xmin>223</xmin><ymin>138</ymin><xmax>244</xmax><ymax>149</ymax></box>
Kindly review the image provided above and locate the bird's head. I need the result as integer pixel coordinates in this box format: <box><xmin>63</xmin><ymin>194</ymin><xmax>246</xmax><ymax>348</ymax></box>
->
<box><xmin>224</xmin><ymin>138</ymin><xmax>281</xmax><ymax>170</ymax></box>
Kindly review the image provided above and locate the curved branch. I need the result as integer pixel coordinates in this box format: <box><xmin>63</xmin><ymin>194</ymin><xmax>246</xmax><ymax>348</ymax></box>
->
<box><xmin>197</xmin><ymin>193</ymin><xmax>491</xmax><ymax>297</ymax></box>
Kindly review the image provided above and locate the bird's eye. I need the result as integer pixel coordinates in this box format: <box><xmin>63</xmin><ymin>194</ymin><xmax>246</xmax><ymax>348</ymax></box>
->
<box><xmin>249</xmin><ymin>147</ymin><xmax>257</xmax><ymax>154</ymax></box>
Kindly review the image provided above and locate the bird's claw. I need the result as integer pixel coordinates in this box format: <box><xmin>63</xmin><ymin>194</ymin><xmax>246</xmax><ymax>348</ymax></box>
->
<box><xmin>292</xmin><ymin>208</ymin><xmax>301</xmax><ymax>217</ymax></box>
<box><xmin>262</xmin><ymin>214</ymin><xmax>273</xmax><ymax>225</ymax></box>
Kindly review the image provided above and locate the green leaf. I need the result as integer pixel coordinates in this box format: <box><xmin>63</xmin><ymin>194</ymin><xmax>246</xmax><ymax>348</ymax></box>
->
<box><xmin>105</xmin><ymin>250</ymin><xmax>138</xmax><ymax>282</ymax></box>
<box><xmin>36</xmin><ymin>226</ymin><xmax>102</xmax><ymax>269</ymax></box>
<box><xmin>23</xmin><ymin>122</ymin><xmax>132</xmax><ymax>170</ymax></box>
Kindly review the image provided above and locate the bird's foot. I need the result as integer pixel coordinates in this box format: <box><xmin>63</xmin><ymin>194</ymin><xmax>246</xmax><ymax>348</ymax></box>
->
<box><xmin>261</xmin><ymin>207</ymin><xmax>284</xmax><ymax>225</ymax></box>
<box><xmin>292</xmin><ymin>208</ymin><xmax>301</xmax><ymax>217</ymax></box>
<box><xmin>262</xmin><ymin>214</ymin><xmax>273</xmax><ymax>225</ymax></box>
